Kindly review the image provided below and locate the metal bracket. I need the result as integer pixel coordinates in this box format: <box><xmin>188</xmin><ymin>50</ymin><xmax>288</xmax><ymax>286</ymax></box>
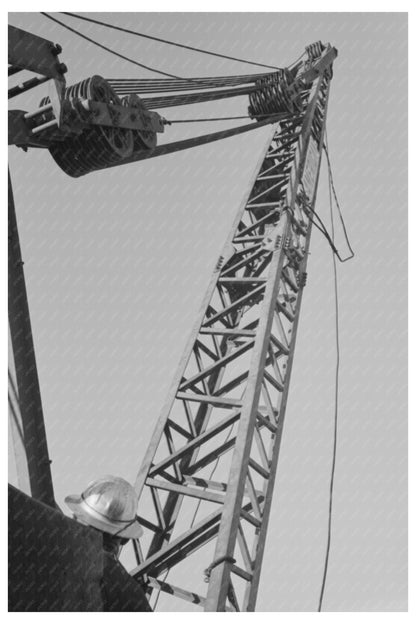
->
<box><xmin>8</xmin><ymin>25</ymin><xmax>67</xmax><ymax>80</ymax></box>
<box><xmin>300</xmin><ymin>45</ymin><xmax>338</xmax><ymax>83</ymax></box>
<box><xmin>77</xmin><ymin>99</ymin><xmax>165</xmax><ymax>133</ymax></box>
<box><xmin>261</xmin><ymin>215</ymin><xmax>288</xmax><ymax>252</ymax></box>
<box><xmin>8</xmin><ymin>24</ymin><xmax>67</xmax><ymax>146</ymax></box>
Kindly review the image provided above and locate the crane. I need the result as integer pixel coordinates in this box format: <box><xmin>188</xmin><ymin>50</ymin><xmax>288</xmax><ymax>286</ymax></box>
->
<box><xmin>8</xmin><ymin>23</ymin><xmax>337</xmax><ymax>612</ymax></box>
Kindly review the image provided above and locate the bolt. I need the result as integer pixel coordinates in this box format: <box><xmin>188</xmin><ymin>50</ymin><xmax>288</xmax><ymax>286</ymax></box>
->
<box><xmin>51</xmin><ymin>43</ymin><xmax>62</xmax><ymax>56</ymax></box>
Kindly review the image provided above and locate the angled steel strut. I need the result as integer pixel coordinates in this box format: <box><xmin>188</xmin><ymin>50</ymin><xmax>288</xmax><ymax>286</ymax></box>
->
<box><xmin>131</xmin><ymin>45</ymin><xmax>335</xmax><ymax>611</ymax></box>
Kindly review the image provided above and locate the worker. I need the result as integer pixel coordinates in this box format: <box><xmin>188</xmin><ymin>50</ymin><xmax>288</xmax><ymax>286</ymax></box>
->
<box><xmin>65</xmin><ymin>475</ymin><xmax>152</xmax><ymax>612</ymax></box>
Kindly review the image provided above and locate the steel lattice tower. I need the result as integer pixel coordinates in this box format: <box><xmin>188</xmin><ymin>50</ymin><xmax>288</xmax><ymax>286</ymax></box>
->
<box><xmin>130</xmin><ymin>47</ymin><xmax>335</xmax><ymax>612</ymax></box>
<box><xmin>8</xmin><ymin>25</ymin><xmax>336</xmax><ymax>611</ymax></box>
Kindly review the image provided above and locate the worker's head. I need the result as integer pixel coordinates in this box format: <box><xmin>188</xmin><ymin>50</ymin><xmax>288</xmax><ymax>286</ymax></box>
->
<box><xmin>65</xmin><ymin>475</ymin><xmax>143</xmax><ymax>540</ymax></box>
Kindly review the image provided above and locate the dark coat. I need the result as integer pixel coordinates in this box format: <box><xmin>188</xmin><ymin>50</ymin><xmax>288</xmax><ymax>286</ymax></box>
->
<box><xmin>101</xmin><ymin>551</ymin><xmax>152</xmax><ymax>612</ymax></box>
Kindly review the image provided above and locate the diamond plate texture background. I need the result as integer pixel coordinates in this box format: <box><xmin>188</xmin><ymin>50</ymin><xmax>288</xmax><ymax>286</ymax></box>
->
<box><xmin>8</xmin><ymin>12</ymin><xmax>407</xmax><ymax>611</ymax></box>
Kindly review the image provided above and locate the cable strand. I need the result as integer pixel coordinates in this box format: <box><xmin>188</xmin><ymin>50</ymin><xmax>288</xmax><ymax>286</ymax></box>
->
<box><xmin>41</xmin><ymin>12</ymin><xmax>203</xmax><ymax>83</ymax></box>
<box><xmin>62</xmin><ymin>11</ymin><xmax>284</xmax><ymax>70</ymax></box>
<box><xmin>165</xmin><ymin>114</ymin><xmax>284</xmax><ymax>123</ymax></box>
<box><xmin>323</xmin><ymin>140</ymin><xmax>355</xmax><ymax>261</ymax></box>
<box><xmin>317</xmin><ymin>146</ymin><xmax>341</xmax><ymax>612</ymax></box>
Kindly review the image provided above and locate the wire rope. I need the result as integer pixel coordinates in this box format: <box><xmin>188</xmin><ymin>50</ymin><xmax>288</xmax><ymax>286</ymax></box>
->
<box><xmin>104</xmin><ymin>114</ymin><xmax>288</xmax><ymax>171</ymax></box>
<box><xmin>107</xmin><ymin>73</ymin><xmax>271</xmax><ymax>94</ymax></box>
<box><xmin>317</xmin><ymin>140</ymin><xmax>342</xmax><ymax>612</ymax></box>
<box><xmin>299</xmin><ymin>141</ymin><xmax>355</xmax><ymax>265</ymax></box>
<box><xmin>323</xmin><ymin>143</ymin><xmax>355</xmax><ymax>261</ymax></box>
<box><xmin>165</xmin><ymin>113</ymin><xmax>299</xmax><ymax>123</ymax></box>
<box><xmin>316</xmin><ymin>128</ymin><xmax>356</xmax><ymax>609</ymax></box>
<box><xmin>62</xmin><ymin>11</ymin><xmax>285</xmax><ymax>71</ymax></box>
<box><xmin>138</xmin><ymin>85</ymin><xmax>258</xmax><ymax>110</ymax></box>
<box><xmin>41</xmin><ymin>12</ymin><xmax>203</xmax><ymax>83</ymax></box>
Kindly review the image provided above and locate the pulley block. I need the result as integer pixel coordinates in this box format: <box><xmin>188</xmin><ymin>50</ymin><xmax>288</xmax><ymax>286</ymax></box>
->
<box><xmin>248</xmin><ymin>69</ymin><xmax>303</xmax><ymax>120</ymax></box>
<box><xmin>41</xmin><ymin>76</ymin><xmax>157</xmax><ymax>177</ymax></box>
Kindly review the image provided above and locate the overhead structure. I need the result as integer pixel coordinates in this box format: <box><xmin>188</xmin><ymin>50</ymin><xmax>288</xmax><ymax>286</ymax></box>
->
<box><xmin>8</xmin><ymin>23</ymin><xmax>337</xmax><ymax>612</ymax></box>
<box><xmin>130</xmin><ymin>42</ymin><xmax>336</xmax><ymax>611</ymax></box>
<box><xmin>8</xmin><ymin>172</ymin><xmax>55</xmax><ymax>507</ymax></box>
<box><xmin>9</xmin><ymin>27</ymin><xmax>335</xmax><ymax>178</ymax></box>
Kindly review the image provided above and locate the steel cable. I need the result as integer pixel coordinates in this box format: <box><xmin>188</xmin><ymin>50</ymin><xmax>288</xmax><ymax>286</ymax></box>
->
<box><xmin>41</xmin><ymin>12</ymin><xmax>205</xmax><ymax>84</ymax></box>
<box><xmin>299</xmin><ymin>140</ymin><xmax>355</xmax><ymax>266</ymax></box>
<box><xmin>107</xmin><ymin>73</ymin><xmax>271</xmax><ymax>94</ymax></box>
<box><xmin>165</xmin><ymin>113</ymin><xmax>299</xmax><ymax>123</ymax></box>
<box><xmin>62</xmin><ymin>11</ymin><xmax>285</xmax><ymax>71</ymax></box>
<box><xmin>139</xmin><ymin>86</ymin><xmax>258</xmax><ymax>110</ymax></box>
<box><xmin>323</xmin><ymin>141</ymin><xmax>355</xmax><ymax>261</ymax></box>
<box><xmin>317</xmin><ymin>143</ymin><xmax>342</xmax><ymax>612</ymax></box>
<box><xmin>104</xmin><ymin>114</ymin><xmax>290</xmax><ymax>172</ymax></box>
<box><xmin>115</xmin><ymin>81</ymin><xmax>301</xmax><ymax>112</ymax></box>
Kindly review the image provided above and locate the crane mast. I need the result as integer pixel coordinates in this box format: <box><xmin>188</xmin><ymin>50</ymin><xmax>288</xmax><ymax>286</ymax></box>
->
<box><xmin>8</xmin><ymin>24</ymin><xmax>337</xmax><ymax>611</ymax></box>
<box><xmin>131</xmin><ymin>49</ymin><xmax>334</xmax><ymax>612</ymax></box>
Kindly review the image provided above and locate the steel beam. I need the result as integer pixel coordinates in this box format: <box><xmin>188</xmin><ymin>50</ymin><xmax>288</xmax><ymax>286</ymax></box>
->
<box><xmin>204</xmin><ymin>70</ymin><xmax>328</xmax><ymax>611</ymax></box>
<box><xmin>242</xmin><ymin>77</ymin><xmax>332</xmax><ymax>614</ymax></box>
<box><xmin>77</xmin><ymin>99</ymin><xmax>165</xmax><ymax>133</ymax></box>
<box><xmin>8</xmin><ymin>362</ymin><xmax>31</xmax><ymax>495</ymax></box>
<box><xmin>8</xmin><ymin>170</ymin><xmax>55</xmax><ymax>507</ymax></box>
<box><xmin>132</xmin><ymin>46</ymin><xmax>335</xmax><ymax>611</ymax></box>
<box><xmin>8</xmin><ymin>25</ymin><xmax>65</xmax><ymax>80</ymax></box>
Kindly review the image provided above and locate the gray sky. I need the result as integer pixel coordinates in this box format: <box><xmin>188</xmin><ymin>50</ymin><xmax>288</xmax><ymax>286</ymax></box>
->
<box><xmin>8</xmin><ymin>12</ymin><xmax>407</xmax><ymax>611</ymax></box>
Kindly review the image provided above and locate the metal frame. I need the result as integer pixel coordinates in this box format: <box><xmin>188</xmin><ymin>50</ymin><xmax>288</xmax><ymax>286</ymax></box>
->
<box><xmin>8</xmin><ymin>23</ymin><xmax>336</xmax><ymax>609</ymax></box>
<box><xmin>131</xmin><ymin>49</ymin><xmax>334</xmax><ymax>611</ymax></box>
<box><xmin>8</xmin><ymin>25</ymin><xmax>66</xmax><ymax>80</ymax></box>
<box><xmin>8</xmin><ymin>25</ymin><xmax>67</xmax><ymax>150</ymax></box>
<box><xmin>9</xmin><ymin>96</ymin><xmax>165</xmax><ymax>150</ymax></box>
<box><xmin>8</xmin><ymin>25</ymin><xmax>164</xmax><ymax>152</ymax></box>
<box><xmin>8</xmin><ymin>170</ymin><xmax>55</xmax><ymax>507</ymax></box>
<box><xmin>8</xmin><ymin>26</ymin><xmax>65</xmax><ymax>506</ymax></box>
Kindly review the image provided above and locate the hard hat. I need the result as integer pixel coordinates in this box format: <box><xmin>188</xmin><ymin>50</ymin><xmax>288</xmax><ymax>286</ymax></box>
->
<box><xmin>65</xmin><ymin>475</ymin><xmax>143</xmax><ymax>539</ymax></box>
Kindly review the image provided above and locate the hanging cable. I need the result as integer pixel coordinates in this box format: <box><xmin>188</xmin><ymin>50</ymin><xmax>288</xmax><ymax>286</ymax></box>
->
<box><xmin>323</xmin><ymin>139</ymin><xmax>355</xmax><ymax>262</ymax></box>
<box><xmin>298</xmin><ymin>140</ymin><xmax>355</xmax><ymax>265</ymax></box>
<box><xmin>300</xmin><ymin>202</ymin><xmax>342</xmax><ymax>259</ymax></box>
<box><xmin>317</xmin><ymin>149</ymin><xmax>342</xmax><ymax>613</ymax></box>
<box><xmin>62</xmin><ymin>11</ymin><xmax>285</xmax><ymax>71</ymax></box>
<box><xmin>41</xmin><ymin>12</ymin><xmax>201</xmax><ymax>84</ymax></box>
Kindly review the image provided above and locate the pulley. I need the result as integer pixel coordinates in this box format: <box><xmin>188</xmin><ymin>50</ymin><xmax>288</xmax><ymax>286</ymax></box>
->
<box><xmin>40</xmin><ymin>76</ymin><xmax>158</xmax><ymax>177</ymax></box>
<box><xmin>306</xmin><ymin>41</ymin><xmax>325</xmax><ymax>62</ymax></box>
<box><xmin>248</xmin><ymin>69</ymin><xmax>303</xmax><ymax>119</ymax></box>
<box><xmin>121</xmin><ymin>93</ymin><xmax>157</xmax><ymax>150</ymax></box>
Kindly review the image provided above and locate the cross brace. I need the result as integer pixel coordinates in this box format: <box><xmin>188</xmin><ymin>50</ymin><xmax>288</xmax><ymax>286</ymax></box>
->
<box><xmin>131</xmin><ymin>47</ymin><xmax>335</xmax><ymax>611</ymax></box>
